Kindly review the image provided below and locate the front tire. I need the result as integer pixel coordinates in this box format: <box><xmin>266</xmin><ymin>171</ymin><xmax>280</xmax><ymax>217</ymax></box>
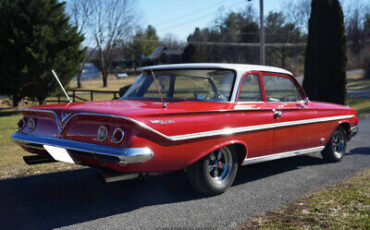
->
<box><xmin>187</xmin><ymin>146</ymin><xmax>238</xmax><ymax>195</ymax></box>
<box><xmin>321</xmin><ymin>126</ymin><xmax>347</xmax><ymax>162</ymax></box>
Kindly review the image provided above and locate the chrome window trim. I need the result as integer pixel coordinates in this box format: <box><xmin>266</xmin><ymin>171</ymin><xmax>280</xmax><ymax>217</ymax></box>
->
<box><xmin>261</xmin><ymin>74</ymin><xmax>303</xmax><ymax>103</ymax></box>
<box><xmin>230</xmin><ymin>70</ymin><xmax>245</xmax><ymax>102</ymax></box>
<box><xmin>234</xmin><ymin>72</ymin><xmax>263</xmax><ymax>103</ymax></box>
<box><xmin>125</xmin><ymin>68</ymin><xmax>238</xmax><ymax>103</ymax></box>
<box><xmin>19</xmin><ymin>108</ymin><xmax>354</xmax><ymax>142</ymax></box>
<box><xmin>242</xmin><ymin>146</ymin><xmax>325</xmax><ymax>165</ymax></box>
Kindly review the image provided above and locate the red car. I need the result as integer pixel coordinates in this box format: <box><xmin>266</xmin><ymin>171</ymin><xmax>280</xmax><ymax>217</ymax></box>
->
<box><xmin>12</xmin><ymin>64</ymin><xmax>359</xmax><ymax>195</ymax></box>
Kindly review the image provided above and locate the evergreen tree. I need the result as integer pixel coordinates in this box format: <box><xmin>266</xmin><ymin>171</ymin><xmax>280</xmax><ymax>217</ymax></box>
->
<box><xmin>130</xmin><ymin>25</ymin><xmax>159</xmax><ymax>62</ymax></box>
<box><xmin>265</xmin><ymin>11</ymin><xmax>304</xmax><ymax>67</ymax></box>
<box><xmin>182</xmin><ymin>44</ymin><xmax>197</xmax><ymax>63</ymax></box>
<box><xmin>0</xmin><ymin>0</ymin><xmax>84</xmax><ymax>106</ymax></box>
<box><xmin>303</xmin><ymin>0</ymin><xmax>347</xmax><ymax>105</ymax></box>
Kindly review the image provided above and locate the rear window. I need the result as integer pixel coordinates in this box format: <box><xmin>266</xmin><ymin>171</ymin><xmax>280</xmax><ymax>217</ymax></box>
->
<box><xmin>123</xmin><ymin>69</ymin><xmax>236</xmax><ymax>102</ymax></box>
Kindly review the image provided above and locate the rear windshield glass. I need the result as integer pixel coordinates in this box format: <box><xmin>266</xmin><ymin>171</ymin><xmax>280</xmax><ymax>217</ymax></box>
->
<box><xmin>123</xmin><ymin>69</ymin><xmax>236</xmax><ymax>102</ymax></box>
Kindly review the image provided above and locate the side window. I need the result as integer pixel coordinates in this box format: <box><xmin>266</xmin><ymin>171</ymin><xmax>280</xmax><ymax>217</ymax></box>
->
<box><xmin>263</xmin><ymin>75</ymin><xmax>301</xmax><ymax>102</ymax></box>
<box><xmin>239</xmin><ymin>74</ymin><xmax>263</xmax><ymax>102</ymax></box>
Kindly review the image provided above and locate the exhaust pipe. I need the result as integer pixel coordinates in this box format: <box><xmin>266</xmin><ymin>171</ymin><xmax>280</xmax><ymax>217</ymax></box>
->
<box><xmin>23</xmin><ymin>155</ymin><xmax>56</xmax><ymax>165</ymax></box>
<box><xmin>98</xmin><ymin>170</ymin><xmax>139</xmax><ymax>183</ymax></box>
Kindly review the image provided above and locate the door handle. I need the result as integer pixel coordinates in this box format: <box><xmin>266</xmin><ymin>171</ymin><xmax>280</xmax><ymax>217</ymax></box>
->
<box><xmin>273</xmin><ymin>109</ymin><xmax>283</xmax><ymax>119</ymax></box>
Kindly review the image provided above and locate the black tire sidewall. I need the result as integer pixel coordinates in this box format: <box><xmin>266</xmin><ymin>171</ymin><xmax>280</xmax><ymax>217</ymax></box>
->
<box><xmin>323</xmin><ymin>127</ymin><xmax>347</xmax><ymax>162</ymax></box>
<box><xmin>199</xmin><ymin>147</ymin><xmax>238</xmax><ymax>194</ymax></box>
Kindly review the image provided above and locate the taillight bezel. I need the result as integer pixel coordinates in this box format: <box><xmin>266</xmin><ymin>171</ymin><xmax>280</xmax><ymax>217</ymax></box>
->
<box><xmin>18</xmin><ymin>118</ymin><xmax>26</xmax><ymax>131</ymax></box>
<box><xmin>27</xmin><ymin>118</ymin><xmax>36</xmax><ymax>132</ymax></box>
<box><xmin>97</xmin><ymin>125</ymin><xmax>108</xmax><ymax>142</ymax></box>
<box><xmin>112</xmin><ymin>128</ymin><xmax>125</xmax><ymax>144</ymax></box>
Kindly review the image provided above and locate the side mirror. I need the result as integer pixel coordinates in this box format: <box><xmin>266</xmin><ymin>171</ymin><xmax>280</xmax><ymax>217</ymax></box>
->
<box><xmin>304</xmin><ymin>97</ymin><xmax>310</xmax><ymax>105</ymax></box>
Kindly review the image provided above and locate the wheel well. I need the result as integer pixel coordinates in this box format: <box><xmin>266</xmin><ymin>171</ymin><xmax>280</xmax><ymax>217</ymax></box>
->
<box><xmin>229</xmin><ymin>144</ymin><xmax>247</xmax><ymax>165</ymax></box>
<box><xmin>338</xmin><ymin>122</ymin><xmax>351</xmax><ymax>139</ymax></box>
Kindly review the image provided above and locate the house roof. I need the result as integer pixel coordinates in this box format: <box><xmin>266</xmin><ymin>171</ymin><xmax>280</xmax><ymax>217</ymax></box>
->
<box><xmin>150</xmin><ymin>46</ymin><xmax>183</xmax><ymax>60</ymax></box>
<box><xmin>162</xmin><ymin>50</ymin><xmax>183</xmax><ymax>55</ymax></box>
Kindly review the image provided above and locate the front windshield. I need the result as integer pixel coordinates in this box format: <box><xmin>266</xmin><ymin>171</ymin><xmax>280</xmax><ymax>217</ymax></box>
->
<box><xmin>123</xmin><ymin>69</ymin><xmax>235</xmax><ymax>102</ymax></box>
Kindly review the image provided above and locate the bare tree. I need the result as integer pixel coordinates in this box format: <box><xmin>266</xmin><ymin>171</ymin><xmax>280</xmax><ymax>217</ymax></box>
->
<box><xmin>67</xmin><ymin>0</ymin><xmax>93</xmax><ymax>88</ymax></box>
<box><xmin>89</xmin><ymin>0</ymin><xmax>136</xmax><ymax>87</ymax></box>
<box><xmin>161</xmin><ymin>33</ymin><xmax>185</xmax><ymax>49</ymax></box>
<box><xmin>345</xmin><ymin>2</ymin><xmax>369</xmax><ymax>53</ymax></box>
<box><xmin>283</xmin><ymin>0</ymin><xmax>311</xmax><ymax>32</ymax></box>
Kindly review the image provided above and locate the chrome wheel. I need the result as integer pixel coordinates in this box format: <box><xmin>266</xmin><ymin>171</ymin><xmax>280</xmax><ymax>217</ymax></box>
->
<box><xmin>332</xmin><ymin>132</ymin><xmax>345</xmax><ymax>158</ymax></box>
<box><xmin>321</xmin><ymin>126</ymin><xmax>347</xmax><ymax>162</ymax></box>
<box><xmin>208</xmin><ymin>147</ymin><xmax>233</xmax><ymax>183</ymax></box>
<box><xmin>187</xmin><ymin>145</ymin><xmax>238</xmax><ymax>195</ymax></box>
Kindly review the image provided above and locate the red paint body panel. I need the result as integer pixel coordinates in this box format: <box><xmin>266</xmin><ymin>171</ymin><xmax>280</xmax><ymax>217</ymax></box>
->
<box><xmin>16</xmin><ymin>69</ymin><xmax>359</xmax><ymax>173</ymax></box>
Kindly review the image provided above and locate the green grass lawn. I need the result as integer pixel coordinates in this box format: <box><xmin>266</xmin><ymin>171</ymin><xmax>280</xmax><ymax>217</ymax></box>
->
<box><xmin>347</xmin><ymin>97</ymin><xmax>370</xmax><ymax>118</ymax></box>
<box><xmin>237</xmin><ymin>169</ymin><xmax>370</xmax><ymax>230</ymax></box>
<box><xmin>347</xmin><ymin>74</ymin><xmax>370</xmax><ymax>92</ymax></box>
<box><xmin>0</xmin><ymin>115</ymin><xmax>81</xmax><ymax>179</ymax></box>
<box><xmin>68</xmin><ymin>74</ymin><xmax>137</xmax><ymax>92</ymax></box>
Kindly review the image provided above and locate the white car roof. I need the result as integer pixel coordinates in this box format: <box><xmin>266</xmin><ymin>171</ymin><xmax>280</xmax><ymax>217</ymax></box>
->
<box><xmin>138</xmin><ymin>63</ymin><xmax>293</xmax><ymax>76</ymax></box>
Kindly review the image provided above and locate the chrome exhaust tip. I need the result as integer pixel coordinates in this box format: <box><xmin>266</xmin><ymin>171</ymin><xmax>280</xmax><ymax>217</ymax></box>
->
<box><xmin>97</xmin><ymin>170</ymin><xmax>139</xmax><ymax>183</ymax></box>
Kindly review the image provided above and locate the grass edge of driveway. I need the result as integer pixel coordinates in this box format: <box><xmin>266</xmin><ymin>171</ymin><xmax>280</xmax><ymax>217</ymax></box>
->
<box><xmin>235</xmin><ymin>168</ymin><xmax>370</xmax><ymax>230</ymax></box>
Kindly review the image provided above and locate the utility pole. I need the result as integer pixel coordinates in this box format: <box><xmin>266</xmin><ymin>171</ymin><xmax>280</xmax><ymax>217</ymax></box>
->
<box><xmin>247</xmin><ymin>0</ymin><xmax>265</xmax><ymax>65</ymax></box>
<box><xmin>259</xmin><ymin>0</ymin><xmax>265</xmax><ymax>65</ymax></box>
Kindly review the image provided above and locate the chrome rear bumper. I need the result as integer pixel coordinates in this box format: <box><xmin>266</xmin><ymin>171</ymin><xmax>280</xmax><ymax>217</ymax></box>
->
<box><xmin>12</xmin><ymin>132</ymin><xmax>154</xmax><ymax>165</ymax></box>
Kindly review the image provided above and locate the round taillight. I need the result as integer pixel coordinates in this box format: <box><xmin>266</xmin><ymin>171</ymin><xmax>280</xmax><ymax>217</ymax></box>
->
<box><xmin>27</xmin><ymin>119</ymin><xmax>36</xmax><ymax>132</ymax></box>
<box><xmin>112</xmin><ymin>128</ymin><xmax>124</xmax><ymax>144</ymax></box>
<box><xmin>18</xmin><ymin>118</ymin><xmax>26</xmax><ymax>131</ymax></box>
<box><xmin>97</xmin><ymin>126</ymin><xmax>108</xmax><ymax>141</ymax></box>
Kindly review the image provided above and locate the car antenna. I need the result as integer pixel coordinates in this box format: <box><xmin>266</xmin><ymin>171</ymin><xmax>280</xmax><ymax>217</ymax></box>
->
<box><xmin>150</xmin><ymin>70</ymin><xmax>167</xmax><ymax>108</ymax></box>
<box><xmin>51</xmin><ymin>69</ymin><xmax>72</xmax><ymax>103</ymax></box>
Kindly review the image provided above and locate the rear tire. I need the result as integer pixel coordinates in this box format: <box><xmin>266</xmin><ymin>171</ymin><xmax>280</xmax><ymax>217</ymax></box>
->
<box><xmin>187</xmin><ymin>146</ymin><xmax>238</xmax><ymax>195</ymax></box>
<box><xmin>321</xmin><ymin>126</ymin><xmax>347</xmax><ymax>162</ymax></box>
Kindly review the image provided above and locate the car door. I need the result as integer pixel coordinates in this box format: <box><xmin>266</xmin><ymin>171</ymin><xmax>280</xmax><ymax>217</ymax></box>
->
<box><xmin>261</xmin><ymin>73</ymin><xmax>322</xmax><ymax>154</ymax></box>
<box><xmin>234</xmin><ymin>72</ymin><xmax>274</xmax><ymax>158</ymax></box>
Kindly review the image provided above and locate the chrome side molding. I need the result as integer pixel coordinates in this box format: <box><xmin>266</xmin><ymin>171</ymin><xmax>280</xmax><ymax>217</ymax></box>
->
<box><xmin>170</xmin><ymin>115</ymin><xmax>354</xmax><ymax>141</ymax></box>
<box><xmin>242</xmin><ymin>146</ymin><xmax>325</xmax><ymax>165</ymax></box>
<box><xmin>19</xmin><ymin>108</ymin><xmax>354</xmax><ymax>142</ymax></box>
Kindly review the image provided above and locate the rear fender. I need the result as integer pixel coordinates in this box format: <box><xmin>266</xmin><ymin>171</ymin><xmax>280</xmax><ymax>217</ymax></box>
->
<box><xmin>187</xmin><ymin>140</ymin><xmax>248</xmax><ymax>166</ymax></box>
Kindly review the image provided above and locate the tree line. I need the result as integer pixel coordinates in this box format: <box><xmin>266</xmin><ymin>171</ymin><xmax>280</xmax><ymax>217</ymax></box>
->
<box><xmin>182</xmin><ymin>7</ymin><xmax>306</xmax><ymax>70</ymax></box>
<box><xmin>0</xmin><ymin>0</ymin><xmax>369</xmax><ymax>106</ymax></box>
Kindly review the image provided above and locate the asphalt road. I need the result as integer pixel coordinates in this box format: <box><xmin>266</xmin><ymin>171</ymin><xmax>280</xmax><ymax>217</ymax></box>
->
<box><xmin>1</xmin><ymin>118</ymin><xmax>369</xmax><ymax>230</ymax></box>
